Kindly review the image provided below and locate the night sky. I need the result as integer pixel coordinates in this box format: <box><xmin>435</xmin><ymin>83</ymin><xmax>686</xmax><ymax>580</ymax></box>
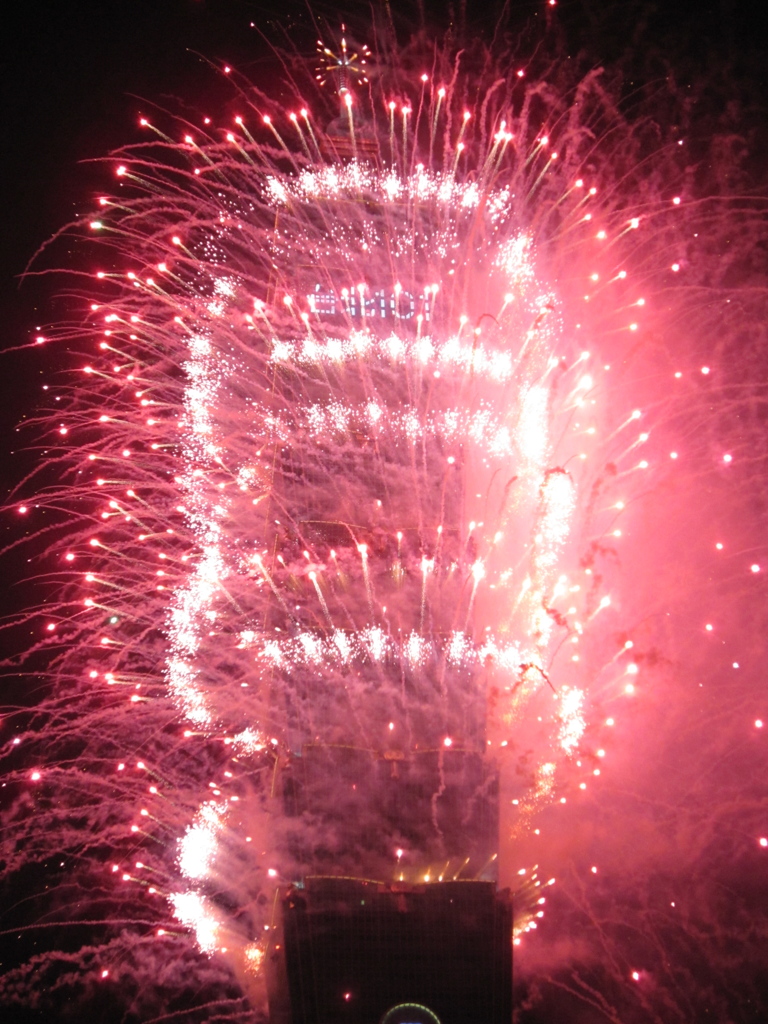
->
<box><xmin>1</xmin><ymin>2</ymin><xmax>767</xmax><ymax>1022</ymax></box>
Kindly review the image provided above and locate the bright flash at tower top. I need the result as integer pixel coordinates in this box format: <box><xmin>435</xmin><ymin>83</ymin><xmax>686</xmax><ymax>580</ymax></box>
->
<box><xmin>316</xmin><ymin>25</ymin><xmax>371</xmax><ymax>92</ymax></box>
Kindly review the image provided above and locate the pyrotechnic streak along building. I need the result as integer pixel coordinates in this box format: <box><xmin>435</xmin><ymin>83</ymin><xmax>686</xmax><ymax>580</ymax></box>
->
<box><xmin>255</xmin><ymin>85</ymin><xmax>523</xmax><ymax>1021</ymax></box>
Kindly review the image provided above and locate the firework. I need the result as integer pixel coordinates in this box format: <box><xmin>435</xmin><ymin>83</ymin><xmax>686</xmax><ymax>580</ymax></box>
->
<box><xmin>2</xmin><ymin>12</ymin><xmax>766</xmax><ymax>1023</ymax></box>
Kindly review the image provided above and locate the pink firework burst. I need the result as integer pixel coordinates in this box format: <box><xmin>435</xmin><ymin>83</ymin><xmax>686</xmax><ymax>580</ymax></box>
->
<box><xmin>2</xmin><ymin>9</ymin><xmax>766</xmax><ymax>1023</ymax></box>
